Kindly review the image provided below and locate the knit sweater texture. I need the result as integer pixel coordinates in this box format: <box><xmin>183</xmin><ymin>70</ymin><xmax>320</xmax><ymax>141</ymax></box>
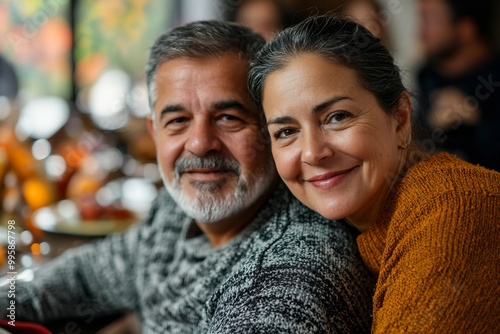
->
<box><xmin>1</xmin><ymin>182</ymin><xmax>374</xmax><ymax>333</ymax></box>
<box><xmin>357</xmin><ymin>152</ymin><xmax>500</xmax><ymax>333</ymax></box>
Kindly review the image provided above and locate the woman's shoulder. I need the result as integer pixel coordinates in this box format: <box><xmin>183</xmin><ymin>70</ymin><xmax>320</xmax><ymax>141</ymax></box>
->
<box><xmin>379</xmin><ymin>152</ymin><xmax>500</xmax><ymax>234</ymax></box>
<box><xmin>375</xmin><ymin>152</ymin><xmax>500</xmax><ymax>264</ymax></box>
<box><xmin>400</xmin><ymin>152</ymin><xmax>500</xmax><ymax>201</ymax></box>
<box><xmin>379</xmin><ymin>151</ymin><xmax>500</xmax><ymax>266</ymax></box>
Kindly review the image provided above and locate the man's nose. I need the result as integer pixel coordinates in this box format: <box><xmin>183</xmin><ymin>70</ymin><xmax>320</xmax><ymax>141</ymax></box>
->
<box><xmin>301</xmin><ymin>130</ymin><xmax>334</xmax><ymax>165</ymax></box>
<box><xmin>185</xmin><ymin>119</ymin><xmax>222</xmax><ymax>156</ymax></box>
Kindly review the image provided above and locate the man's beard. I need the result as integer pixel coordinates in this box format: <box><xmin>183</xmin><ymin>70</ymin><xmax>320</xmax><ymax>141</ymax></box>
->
<box><xmin>159</xmin><ymin>153</ymin><xmax>276</xmax><ymax>223</ymax></box>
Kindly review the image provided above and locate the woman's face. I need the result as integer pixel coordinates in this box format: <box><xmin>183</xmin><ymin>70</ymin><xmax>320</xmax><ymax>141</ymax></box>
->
<box><xmin>262</xmin><ymin>53</ymin><xmax>410</xmax><ymax>230</ymax></box>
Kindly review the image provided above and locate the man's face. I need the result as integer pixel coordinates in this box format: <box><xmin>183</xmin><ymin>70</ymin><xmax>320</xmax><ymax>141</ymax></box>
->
<box><xmin>148</xmin><ymin>53</ymin><xmax>277</xmax><ymax>223</ymax></box>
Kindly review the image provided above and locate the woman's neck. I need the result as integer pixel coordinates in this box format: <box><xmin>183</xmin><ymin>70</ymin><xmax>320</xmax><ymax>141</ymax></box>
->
<box><xmin>345</xmin><ymin>147</ymin><xmax>428</xmax><ymax>233</ymax></box>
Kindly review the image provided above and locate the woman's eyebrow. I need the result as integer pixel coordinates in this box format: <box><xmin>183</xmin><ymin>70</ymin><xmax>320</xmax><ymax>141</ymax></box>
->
<box><xmin>266</xmin><ymin>115</ymin><xmax>294</xmax><ymax>127</ymax></box>
<box><xmin>312</xmin><ymin>96</ymin><xmax>352</xmax><ymax>114</ymax></box>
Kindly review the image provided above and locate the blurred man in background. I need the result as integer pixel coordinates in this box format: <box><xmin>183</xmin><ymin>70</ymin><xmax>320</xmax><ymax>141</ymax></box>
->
<box><xmin>1</xmin><ymin>21</ymin><xmax>373</xmax><ymax>333</ymax></box>
<box><xmin>417</xmin><ymin>0</ymin><xmax>500</xmax><ymax>171</ymax></box>
<box><xmin>234</xmin><ymin>0</ymin><xmax>287</xmax><ymax>41</ymax></box>
<box><xmin>342</xmin><ymin>0</ymin><xmax>389</xmax><ymax>45</ymax></box>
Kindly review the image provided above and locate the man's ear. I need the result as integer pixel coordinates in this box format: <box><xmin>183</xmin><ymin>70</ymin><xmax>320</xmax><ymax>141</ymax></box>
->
<box><xmin>394</xmin><ymin>92</ymin><xmax>412</xmax><ymax>145</ymax></box>
<box><xmin>147</xmin><ymin>114</ymin><xmax>157</xmax><ymax>146</ymax></box>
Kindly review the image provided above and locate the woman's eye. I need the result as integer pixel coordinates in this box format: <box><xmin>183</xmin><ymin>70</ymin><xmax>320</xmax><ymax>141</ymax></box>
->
<box><xmin>274</xmin><ymin>128</ymin><xmax>296</xmax><ymax>140</ymax></box>
<box><xmin>327</xmin><ymin>111</ymin><xmax>351</xmax><ymax>123</ymax></box>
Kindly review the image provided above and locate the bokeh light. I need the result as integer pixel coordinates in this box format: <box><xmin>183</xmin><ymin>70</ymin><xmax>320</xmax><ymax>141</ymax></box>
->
<box><xmin>17</xmin><ymin>96</ymin><xmax>69</xmax><ymax>139</ymax></box>
<box><xmin>32</xmin><ymin>139</ymin><xmax>51</xmax><ymax>160</ymax></box>
<box><xmin>45</xmin><ymin>154</ymin><xmax>67</xmax><ymax>179</ymax></box>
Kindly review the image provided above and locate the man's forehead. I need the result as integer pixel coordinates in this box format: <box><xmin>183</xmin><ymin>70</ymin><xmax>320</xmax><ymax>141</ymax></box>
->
<box><xmin>152</xmin><ymin>54</ymin><xmax>257</xmax><ymax>114</ymax></box>
<box><xmin>154</xmin><ymin>54</ymin><xmax>250</xmax><ymax>97</ymax></box>
<box><xmin>156</xmin><ymin>53</ymin><xmax>248</xmax><ymax>78</ymax></box>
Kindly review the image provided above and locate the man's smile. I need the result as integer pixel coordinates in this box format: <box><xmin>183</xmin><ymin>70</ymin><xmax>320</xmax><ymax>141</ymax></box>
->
<box><xmin>183</xmin><ymin>168</ymin><xmax>234</xmax><ymax>182</ymax></box>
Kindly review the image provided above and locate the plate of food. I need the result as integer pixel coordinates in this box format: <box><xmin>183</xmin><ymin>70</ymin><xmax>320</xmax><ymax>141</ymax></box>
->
<box><xmin>31</xmin><ymin>198</ymin><xmax>139</xmax><ymax>237</ymax></box>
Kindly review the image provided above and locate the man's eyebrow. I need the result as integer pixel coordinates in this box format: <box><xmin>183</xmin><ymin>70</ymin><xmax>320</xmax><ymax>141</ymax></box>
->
<box><xmin>266</xmin><ymin>96</ymin><xmax>352</xmax><ymax>127</ymax></box>
<box><xmin>159</xmin><ymin>104</ymin><xmax>184</xmax><ymax>120</ymax></box>
<box><xmin>312</xmin><ymin>96</ymin><xmax>352</xmax><ymax>114</ymax></box>
<box><xmin>212</xmin><ymin>100</ymin><xmax>249</xmax><ymax>113</ymax></box>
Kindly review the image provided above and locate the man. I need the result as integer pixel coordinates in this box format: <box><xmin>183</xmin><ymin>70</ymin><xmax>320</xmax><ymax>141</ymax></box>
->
<box><xmin>417</xmin><ymin>0</ymin><xmax>500</xmax><ymax>171</ymax></box>
<box><xmin>234</xmin><ymin>0</ymin><xmax>287</xmax><ymax>42</ymax></box>
<box><xmin>1</xmin><ymin>21</ymin><xmax>373</xmax><ymax>333</ymax></box>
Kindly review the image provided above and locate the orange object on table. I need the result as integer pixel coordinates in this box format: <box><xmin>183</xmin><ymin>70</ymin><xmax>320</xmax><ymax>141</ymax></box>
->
<box><xmin>0</xmin><ymin>127</ymin><xmax>38</xmax><ymax>182</ymax></box>
<box><xmin>22</xmin><ymin>178</ymin><xmax>55</xmax><ymax>211</ymax></box>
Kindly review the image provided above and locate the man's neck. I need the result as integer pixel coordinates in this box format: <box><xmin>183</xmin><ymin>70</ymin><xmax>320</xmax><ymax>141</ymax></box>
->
<box><xmin>433</xmin><ymin>39</ymin><xmax>493</xmax><ymax>78</ymax></box>
<box><xmin>195</xmin><ymin>180</ymin><xmax>278</xmax><ymax>248</ymax></box>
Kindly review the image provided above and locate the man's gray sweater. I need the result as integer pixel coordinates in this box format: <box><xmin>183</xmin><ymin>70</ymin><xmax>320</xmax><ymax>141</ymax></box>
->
<box><xmin>2</xmin><ymin>183</ymin><xmax>374</xmax><ymax>333</ymax></box>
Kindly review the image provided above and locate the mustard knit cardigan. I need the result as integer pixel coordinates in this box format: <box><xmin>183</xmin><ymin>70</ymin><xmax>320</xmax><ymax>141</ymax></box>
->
<box><xmin>357</xmin><ymin>152</ymin><xmax>500</xmax><ymax>333</ymax></box>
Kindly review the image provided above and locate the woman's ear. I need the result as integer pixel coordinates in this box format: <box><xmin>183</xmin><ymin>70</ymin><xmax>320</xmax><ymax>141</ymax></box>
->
<box><xmin>394</xmin><ymin>92</ymin><xmax>412</xmax><ymax>145</ymax></box>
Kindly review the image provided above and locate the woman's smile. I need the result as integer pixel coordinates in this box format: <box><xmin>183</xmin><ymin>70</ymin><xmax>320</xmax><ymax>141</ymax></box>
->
<box><xmin>305</xmin><ymin>167</ymin><xmax>357</xmax><ymax>190</ymax></box>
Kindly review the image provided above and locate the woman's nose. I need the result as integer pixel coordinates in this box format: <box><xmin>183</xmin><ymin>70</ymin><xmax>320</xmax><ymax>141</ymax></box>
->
<box><xmin>301</xmin><ymin>130</ymin><xmax>334</xmax><ymax>165</ymax></box>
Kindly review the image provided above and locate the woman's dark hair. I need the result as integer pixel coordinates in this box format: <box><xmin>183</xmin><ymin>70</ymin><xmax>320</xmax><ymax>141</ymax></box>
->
<box><xmin>249</xmin><ymin>15</ymin><xmax>407</xmax><ymax>120</ymax></box>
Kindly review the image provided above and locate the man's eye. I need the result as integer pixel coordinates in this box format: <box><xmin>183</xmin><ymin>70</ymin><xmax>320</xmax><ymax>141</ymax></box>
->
<box><xmin>166</xmin><ymin>117</ymin><xmax>187</xmax><ymax>126</ymax></box>
<box><xmin>219</xmin><ymin>114</ymin><xmax>241</xmax><ymax>122</ymax></box>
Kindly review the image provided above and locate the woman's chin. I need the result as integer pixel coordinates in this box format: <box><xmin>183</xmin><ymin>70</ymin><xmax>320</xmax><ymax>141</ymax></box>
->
<box><xmin>314</xmin><ymin>206</ymin><xmax>349</xmax><ymax>222</ymax></box>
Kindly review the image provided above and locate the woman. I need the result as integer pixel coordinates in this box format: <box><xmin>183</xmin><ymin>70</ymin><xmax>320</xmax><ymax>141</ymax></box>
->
<box><xmin>249</xmin><ymin>16</ymin><xmax>500</xmax><ymax>333</ymax></box>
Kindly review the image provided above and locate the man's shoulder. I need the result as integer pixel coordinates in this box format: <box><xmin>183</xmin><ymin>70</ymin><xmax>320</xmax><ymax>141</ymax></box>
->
<box><xmin>139</xmin><ymin>187</ymin><xmax>187</xmax><ymax>231</ymax></box>
<box><xmin>252</xmin><ymin>184</ymin><xmax>359</xmax><ymax>268</ymax></box>
<box><xmin>267</xmin><ymin>206</ymin><xmax>356</xmax><ymax>264</ymax></box>
<box><xmin>266</xmin><ymin>183</ymin><xmax>351</xmax><ymax>235</ymax></box>
<box><xmin>203</xmin><ymin>184</ymin><xmax>374</xmax><ymax>333</ymax></box>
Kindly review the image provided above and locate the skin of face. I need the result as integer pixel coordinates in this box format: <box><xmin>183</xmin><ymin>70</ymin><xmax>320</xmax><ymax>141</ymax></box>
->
<box><xmin>262</xmin><ymin>53</ymin><xmax>411</xmax><ymax>232</ymax></box>
<box><xmin>148</xmin><ymin>53</ymin><xmax>277</xmax><ymax>228</ymax></box>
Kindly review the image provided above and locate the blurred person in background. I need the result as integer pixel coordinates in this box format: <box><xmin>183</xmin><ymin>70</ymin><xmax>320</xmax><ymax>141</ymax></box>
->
<box><xmin>234</xmin><ymin>0</ymin><xmax>288</xmax><ymax>41</ymax></box>
<box><xmin>0</xmin><ymin>54</ymin><xmax>18</xmax><ymax>99</ymax></box>
<box><xmin>0</xmin><ymin>20</ymin><xmax>374</xmax><ymax>333</ymax></box>
<box><xmin>342</xmin><ymin>0</ymin><xmax>390</xmax><ymax>46</ymax></box>
<box><xmin>417</xmin><ymin>0</ymin><xmax>500</xmax><ymax>171</ymax></box>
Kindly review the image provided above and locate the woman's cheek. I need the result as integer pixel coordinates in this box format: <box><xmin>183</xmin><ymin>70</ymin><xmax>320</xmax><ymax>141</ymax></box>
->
<box><xmin>272</xmin><ymin>146</ymin><xmax>300</xmax><ymax>182</ymax></box>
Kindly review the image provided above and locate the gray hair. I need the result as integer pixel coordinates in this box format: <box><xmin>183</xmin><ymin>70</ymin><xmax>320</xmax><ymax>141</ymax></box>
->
<box><xmin>146</xmin><ymin>20</ymin><xmax>266</xmax><ymax>108</ymax></box>
<box><xmin>248</xmin><ymin>15</ymin><xmax>407</xmax><ymax>120</ymax></box>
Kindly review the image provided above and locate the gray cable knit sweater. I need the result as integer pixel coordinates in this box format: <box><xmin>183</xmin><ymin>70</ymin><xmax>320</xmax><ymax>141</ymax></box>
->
<box><xmin>1</xmin><ymin>183</ymin><xmax>374</xmax><ymax>333</ymax></box>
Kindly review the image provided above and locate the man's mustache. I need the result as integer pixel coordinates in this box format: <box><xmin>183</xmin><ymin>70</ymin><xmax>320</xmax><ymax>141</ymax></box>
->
<box><xmin>174</xmin><ymin>154</ymin><xmax>241</xmax><ymax>178</ymax></box>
